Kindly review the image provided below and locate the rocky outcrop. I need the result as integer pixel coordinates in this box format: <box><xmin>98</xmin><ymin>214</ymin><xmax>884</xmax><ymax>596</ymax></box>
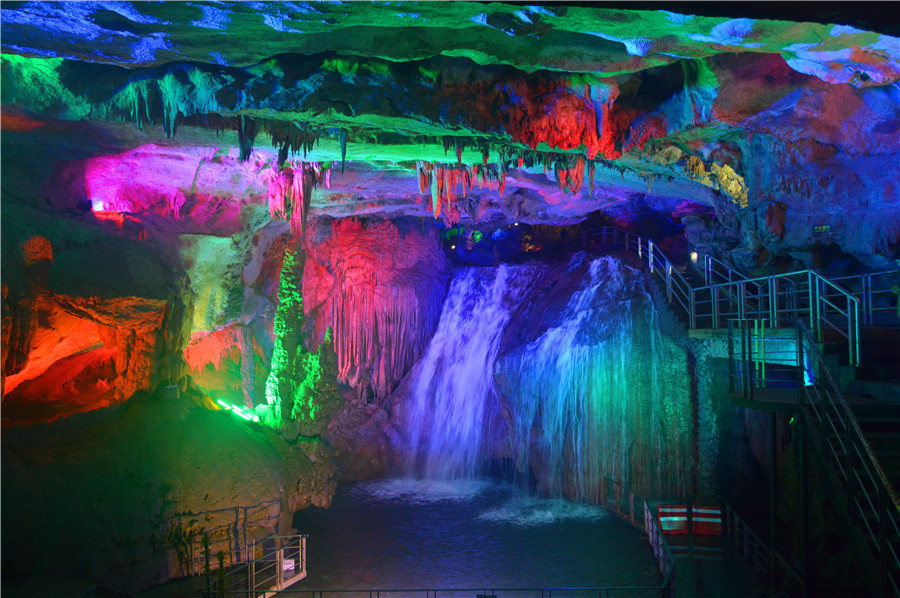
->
<box><xmin>1</xmin><ymin>207</ymin><xmax>192</xmax><ymax>422</ymax></box>
<box><xmin>302</xmin><ymin>217</ymin><xmax>451</xmax><ymax>401</ymax></box>
<box><xmin>1</xmin><ymin>386</ymin><xmax>336</xmax><ymax>594</ymax></box>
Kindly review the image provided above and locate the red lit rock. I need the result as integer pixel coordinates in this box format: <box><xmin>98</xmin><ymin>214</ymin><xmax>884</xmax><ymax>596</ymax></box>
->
<box><xmin>302</xmin><ymin>217</ymin><xmax>451</xmax><ymax>399</ymax></box>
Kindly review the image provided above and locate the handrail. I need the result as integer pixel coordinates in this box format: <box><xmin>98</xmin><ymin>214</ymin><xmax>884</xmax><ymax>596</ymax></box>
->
<box><xmin>601</xmin><ymin>475</ymin><xmax>676</xmax><ymax>597</ymax></box>
<box><xmin>584</xmin><ymin>226</ymin><xmax>861</xmax><ymax>365</ymax></box>
<box><xmin>208</xmin><ymin>534</ymin><xmax>307</xmax><ymax>597</ymax></box>
<box><xmin>691</xmin><ymin>270</ymin><xmax>860</xmax><ymax>366</ymax></box>
<box><xmin>797</xmin><ymin>320</ymin><xmax>900</xmax><ymax>596</ymax></box>
<box><xmin>829</xmin><ymin>270</ymin><xmax>899</xmax><ymax>326</ymax></box>
<box><xmin>715</xmin><ymin>494</ymin><xmax>801</xmax><ymax>592</ymax></box>
<box><xmin>703</xmin><ymin>254</ymin><xmax>745</xmax><ymax>286</ymax></box>
<box><xmin>584</xmin><ymin>226</ymin><xmax>695</xmax><ymax>328</ymax></box>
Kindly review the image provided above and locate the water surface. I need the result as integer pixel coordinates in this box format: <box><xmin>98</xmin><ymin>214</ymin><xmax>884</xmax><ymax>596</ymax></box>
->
<box><xmin>290</xmin><ymin>479</ymin><xmax>662</xmax><ymax>592</ymax></box>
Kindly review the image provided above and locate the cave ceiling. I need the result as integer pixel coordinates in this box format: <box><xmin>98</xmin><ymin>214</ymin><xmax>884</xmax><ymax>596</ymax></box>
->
<box><xmin>2</xmin><ymin>1</ymin><xmax>899</xmax><ymax>266</ymax></box>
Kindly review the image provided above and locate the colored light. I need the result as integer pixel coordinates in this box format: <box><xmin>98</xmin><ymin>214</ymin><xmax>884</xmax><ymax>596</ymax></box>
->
<box><xmin>216</xmin><ymin>398</ymin><xmax>260</xmax><ymax>423</ymax></box>
<box><xmin>690</xmin><ymin>251</ymin><xmax>698</xmax><ymax>263</ymax></box>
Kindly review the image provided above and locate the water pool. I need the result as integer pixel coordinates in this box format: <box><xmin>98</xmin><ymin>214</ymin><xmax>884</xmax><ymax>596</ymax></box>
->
<box><xmin>289</xmin><ymin>479</ymin><xmax>662</xmax><ymax>593</ymax></box>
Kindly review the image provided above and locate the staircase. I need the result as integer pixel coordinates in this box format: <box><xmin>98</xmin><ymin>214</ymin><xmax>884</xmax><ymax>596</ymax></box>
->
<box><xmin>582</xmin><ymin>225</ymin><xmax>900</xmax><ymax>596</ymax></box>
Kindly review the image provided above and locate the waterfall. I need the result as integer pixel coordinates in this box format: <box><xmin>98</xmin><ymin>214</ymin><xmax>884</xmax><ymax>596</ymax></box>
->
<box><xmin>402</xmin><ymin>264</ymin><xmax>541</xmax><ymax>480</ymax></box>
<box><xmin>499</xmin><ymin>255</ymin><xmax>688</xmax><ymax>500</ymax></box>
<box><xmin>399</xmin><ymin>254</ymin><xmax>690</xmax><ymax>499</ymax></box>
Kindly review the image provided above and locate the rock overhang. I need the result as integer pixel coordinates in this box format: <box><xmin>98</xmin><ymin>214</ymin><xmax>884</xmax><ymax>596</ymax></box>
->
<box><xmin>0</xmin><ymin>1</ymin><xmax>898</xmax><ymax>268</ymax></box>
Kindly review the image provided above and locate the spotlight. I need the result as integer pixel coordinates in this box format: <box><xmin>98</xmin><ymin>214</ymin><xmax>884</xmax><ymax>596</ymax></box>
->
<box><xmin>514</xmin><ymin>222</ymin><xmax>519</xmax><ymax>226</ymax></box>
<box><xmin>451</xmin><ymin>245</ymin><xmax>456</xmax><ymax>249</ymax></box>
<box><xmin>690</xmin><ymin>251</ymin><xmax>698</xmax><ymax>263</ymax></box>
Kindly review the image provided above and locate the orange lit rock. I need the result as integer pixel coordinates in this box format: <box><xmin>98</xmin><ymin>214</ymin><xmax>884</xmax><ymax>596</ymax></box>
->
<box><xmin>22</xmin><ymin>236</ymin><xmax>53</xmax><ymax>265</ymax></box>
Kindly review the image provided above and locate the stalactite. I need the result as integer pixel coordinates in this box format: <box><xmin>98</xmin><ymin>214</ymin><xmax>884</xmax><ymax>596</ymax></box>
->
<box><xmin>588</xmin><ymin>159</ymin><xmax>596</xmax><ymax>196</ymax></box>
<box><xmin>340</xmin><ymin>131</ymin><xmax>348</xmax><ymax>173</ymax></box>
<box><xmin>305</xmin><ymin>219</ymin><xmax>449</xmax><ymax>399</ymax></box>
<box><xmin>265</xmin><ymin>161</ymin><xmax>322</xmax><ymax>237</ymax></box>
<box><xmin>237</xmin><ymin>115</ymin><xmax>258</xmax><ymax>162</ymax></box>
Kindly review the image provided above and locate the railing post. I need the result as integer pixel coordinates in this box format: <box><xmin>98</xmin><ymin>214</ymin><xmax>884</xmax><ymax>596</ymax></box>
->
<box><xmin>648</xmin><ymin>240</ymin><xmax>654</xmax><ymax>272</ymax></box>
<box><xmin>712</xmin><ymin>287</ymin><xmax>719</xmax><ymax>328</ymax></box>
<box><xmin>797</xmin><ymin>324</ymin><xmax>805</xmax><ymax>404</ymax></box>
<box><xmin>769</xmin><ymin>277</ymin><xmax>778</xmax><ymax>327</ymax></box>
<box><xmin>851</xmin><ymin>297</ymin><xmax>860</xmax><ymax>367</ymax></box>
<box><xmin>690</xmin><ymin>288</ymin><xmax>696</xmax><ymax>329</ymax></box>
<box><xmin>808</xmin><ymin>271</ymin><xmax>817</xmax><ymax>337</ymax></box>
<box><xmin>304</xmin><ymin>535</ymin><xmax>310</xmax><ymax>576</ymax></box>
<box><xmin>277</xmin><ymin>547</ymin><xmax>284</xmax><ymax>588</ymax></box>
<box><xmin>249</xmin><ymin>560</ymin><xmax>255</xmax><ymax>595</ymax></box>
<box><xmin>738</xmin><ymin>282</ymin><xmax>746</xmax><ymax>320</ymax></box>
<box><xmin>728</xmin><ymin>319</ymin><xmax>736</xmax><ymax>394</ymax></box>
<box><xmin>863</xmin><ymin>274</ymin><xmax>871</xmax><ymax>326</ymax></box>
<box><xmin>666</xmin><ymin>261</ymin><xmax>672</xmax><ymax>302</ymax></box>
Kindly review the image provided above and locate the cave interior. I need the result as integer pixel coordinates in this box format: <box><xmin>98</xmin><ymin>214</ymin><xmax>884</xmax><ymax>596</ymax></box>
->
<box><xmin>1</xmin><ymin>2</ymin><xmax>899</xmax><ymax>597</ymax></box>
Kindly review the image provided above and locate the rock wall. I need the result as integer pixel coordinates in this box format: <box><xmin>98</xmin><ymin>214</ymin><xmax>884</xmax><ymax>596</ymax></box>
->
<box><xmin>1</xmin><ymin>205</ymin><xmax>192</xmax><ymax>421</ymax></box>
<box><xmin>302</xmin><ymin>216</ymin><xmax>452</xmax><ymax>401</ymax></box>
<box><xmin>1</xmin><ymin>386</ymin><xmax>336</xmax><ymax>594</ymax></box>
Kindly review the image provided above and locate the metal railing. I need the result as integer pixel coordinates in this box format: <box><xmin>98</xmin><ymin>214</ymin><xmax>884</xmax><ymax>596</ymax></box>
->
<box><xmin>206</xmin><ymin>535</ymin><xmax>307</xmax><ymax>597</ymax></box>
<box><xmin>600</xmin><ymin>476</ymin><xmax>675</xmax><ymax>598</ymax></box>
<box><xmin>718</xmin><ymin>498</ymin><xmax>801</xmax><ymax>593</ymax></box>
<box><xmin>727</xmin><ymin>318</ymin><xmax>808</xmax><ymax>401</ymax></box>
<box><xmin>584</xmin><ymin>227</ymin><xmax>694</xmax><ymax>330</ymax></box>
<box><xmin>797</xmin><ymin>321</ymin><xmax>900</xmax><ymax>596</ymax></box>
<box><xmin>830</xmin><ymin>270</ymin><xmax>899</xmax><ymax>327</ymax></box>
<box><xmin>583</xmin><ymin>227</ymin><xmax>862</xmax><ymax>366</ymax></box>
<box><xmin>691</xmin><ymin>270</ymin><xmax>860</xmax><ymax>366</ymax></box>
<box><xmin>702</xmin><ymin>255</ymin><xmax>745</xmax><ymax>286</ymax></box>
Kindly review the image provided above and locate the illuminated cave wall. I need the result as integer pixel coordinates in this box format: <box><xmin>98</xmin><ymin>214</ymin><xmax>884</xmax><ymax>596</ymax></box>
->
<box><xmin>1</xmin><ymin>2</ymin><xmax>899</xmax><ymax>592</ymax></box>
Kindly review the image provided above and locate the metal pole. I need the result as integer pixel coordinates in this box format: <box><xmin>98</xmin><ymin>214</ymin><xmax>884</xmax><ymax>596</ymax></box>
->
<box><xmin>690</xmin><ymin>288</ymin><xmax>696</xmax><ymax>329</ymax></box>
<box><xmin>712</xmin><ymin>287</ymin><xmax>719</xmax><ymax>328</ymax></box>
<box><xmin>770</xmin><ymin>409</ymin><xmax>778</xmax><ymax>594</ymax></box>
<box><xmin>800</xmin><ymin>413</ymin><xmax>809</xmax><ymax>598</ymax></box>
<box><xmin>666</xmin><ymin>262</ymin><xmax>672</xmax><ymax>302</ymax></box>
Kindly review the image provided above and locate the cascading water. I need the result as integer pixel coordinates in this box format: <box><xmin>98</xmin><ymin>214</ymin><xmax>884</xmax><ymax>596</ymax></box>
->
<box><xmin>399</xmin><ymin>254</ymin><xmax>690</xmax><ymax>500</ymax></box>
<box><xmin>402</xmin><ymin>265</ymin><xmax>542</xmax><ymax>480</ymax></box>
<box><xmin>498</xmin><ymin>255</ymin><xmax>691</xmax><ymax>500</ymax></box>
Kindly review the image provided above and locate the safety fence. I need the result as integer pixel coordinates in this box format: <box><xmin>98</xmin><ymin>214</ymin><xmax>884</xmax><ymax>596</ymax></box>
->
<box><xmin>717</xmin><ymin>497</ymin><xmax>800</xmax><ymax>593</ymax></box>
<box><xmin>796</xmin><ymin>320</ymin><xmax>900</xmax><ymax>597</ymax></box>
<box><xmin>201</xmin><ymin>534</ymin><xmax>307</xmax><ymax>597</ymax></box>
<box><xmin>725</xmin><ymin>317</ymin><xmax>900</xmax><ymax>596</ymax></box>
<box><xmin>727</xmin><ymin>318</ymin><xmax>807</xmax><ymax>401</ymax></box>
<box><xmin>581</xmin><ymin>225</ymin><xmax>900</xmax><ymax>368</ymax></box>
<box><xmin>601</xmin><ymin>476</ymin><xmax>675</xmax><ymax>598</ymax></box>
<box><xmin>831</xmin><ymin>270</ymin><xmax>899</xmax><ymax>327</ymax></box>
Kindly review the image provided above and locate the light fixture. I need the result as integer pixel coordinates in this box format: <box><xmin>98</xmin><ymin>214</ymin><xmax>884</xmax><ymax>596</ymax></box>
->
<box><xmin>451</xmin><ymin>244</ymin><xmax>456</xmax><ymax>249</ymax></box>
<box><xmin>690</xmin><ymin>251</ymin><xmax>698</xmax><ymax>263</ymax></box>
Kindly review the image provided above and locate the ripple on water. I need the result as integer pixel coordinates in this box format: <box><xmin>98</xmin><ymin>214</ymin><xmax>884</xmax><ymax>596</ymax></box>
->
<box><xmin>477</xmin><ymin>495</ymin><xmax>607</xmax><ymax>526</ymax></box>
